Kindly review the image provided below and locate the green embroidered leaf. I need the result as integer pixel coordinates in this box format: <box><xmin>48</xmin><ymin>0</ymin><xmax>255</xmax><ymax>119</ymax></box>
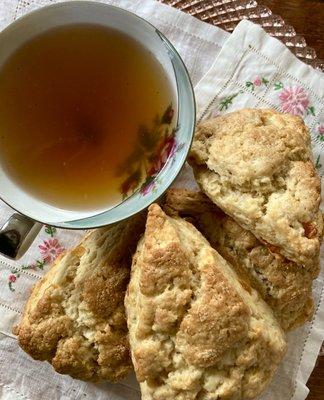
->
<box><xmin>219</xmin><ymin>92</ymin><xmax>241</xmax><ymax>111</ymax></box>
<box><xmin>45</xmin><ymin>225</ymin><xmax>57</xmax><ymax>237</ymax></box>
<box><xmin>35</xmin><ymin>259</ymin><xmax>46</xmax><ymax>270</ymax></box>
<box><xmin>306</xmin><ymin>106</ymin><xmax>315</xmax><ymax>116</ymax></box>
<box><xmin>246</xmin><ymin>81</ymin><xmax>254</xmax><ymax>91</ymax></box>
<box><xmin>315</xmin><ymin>155</ymin><xmax>322</xmax><ymax>170</ymax></box>
<box><xmin>219</xmin><ymin>101</ymin><xmax>228</xmax><ymax>111</ymax></box>
<box><xmin>8</xmin><ymin>282</ymin><xmax>15</xmax><ymax>292</ymax></box>
<box><xmin>262</xmin><ymin>77</ymin><xmax>269</xmax><ymax>85</ymax></box>
<box><xmin>274</xmin><ymin>82</ymin><xmax>284</xmax><ymax>90</ymax></box>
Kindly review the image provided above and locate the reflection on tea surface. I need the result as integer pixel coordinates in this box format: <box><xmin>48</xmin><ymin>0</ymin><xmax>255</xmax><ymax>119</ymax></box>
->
<box><xmin>0</xmin><ymin>24</ymin><xmax>175</xmax><ymax>210</ymax></box>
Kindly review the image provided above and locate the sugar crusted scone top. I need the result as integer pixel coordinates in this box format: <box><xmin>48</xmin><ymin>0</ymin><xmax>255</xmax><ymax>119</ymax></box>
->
<box><xmin>190</xmin><ymin>108</ymin><xmax>322</xmax><ymax>270</ymax></box>
<box><xmin>15</xmin><ymin>214</ymin><xmax>145</xmax><ymax>382</ymax></box>
<box><xmin>125</xmin><ymin>204</ymin><xmax>286</xmax><ymax>400</ymax></box>
<box><xmin>164</xmin><ymin>188</ymin><xmax>314</xmax><ymax>331</ymax></box>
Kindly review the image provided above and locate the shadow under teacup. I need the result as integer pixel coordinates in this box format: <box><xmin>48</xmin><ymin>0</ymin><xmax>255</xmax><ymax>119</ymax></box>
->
<box><xmin>0</xmin><ymin>1</ymin><xmax>195</xmax><ymax>259</ymax></box>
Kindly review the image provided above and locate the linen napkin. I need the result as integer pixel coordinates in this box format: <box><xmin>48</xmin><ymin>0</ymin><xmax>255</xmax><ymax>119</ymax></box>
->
<box><xmin>0</xmin><ymin>1</ymin><xmax>323</xmax><ymax>400</ymax></box>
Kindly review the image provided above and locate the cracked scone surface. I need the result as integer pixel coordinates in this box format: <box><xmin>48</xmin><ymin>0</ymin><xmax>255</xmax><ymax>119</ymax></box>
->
<box><xmin>164</xmin><ymin>189</ymin><xmax>314</xmax><ymax>331</ymax></box>
<box><xmin>14</xmin><ymin>214</ymin><xmax>145</xmax><ymax>382</ymax></box>
<box><xmin>189</xmin><ymin>108</ymin><xmax>322</xmax><ymax>269</ymax></box>
<box><xmin>125</xmin><ymin>204</ymin><xmax>286</xmax><ymax>400</ymax></box>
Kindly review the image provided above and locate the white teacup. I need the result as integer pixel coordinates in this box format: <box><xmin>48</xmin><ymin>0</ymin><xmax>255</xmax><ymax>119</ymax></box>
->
<box><xmin>0</xmin><ymin>1</ymin><xmax>195</xmax><ymax>259</ymax></box>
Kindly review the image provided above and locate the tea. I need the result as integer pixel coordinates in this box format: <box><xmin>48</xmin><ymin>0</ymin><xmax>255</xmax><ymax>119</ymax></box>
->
<box><xmin>0</xmin><ymin>24</ymin><xmax>175</xmax><ymax>211</ymax></box>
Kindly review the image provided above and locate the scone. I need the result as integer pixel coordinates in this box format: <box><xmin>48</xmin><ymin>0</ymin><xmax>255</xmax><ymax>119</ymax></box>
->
<box><xmin>189</xmin><ymin>109</ymin><xmax>322</xmax><ymax>271</ymax></box>
<box><xmin>125</xmin><ymin>204</ymin><xmax>287</xmax><ymax>400</ymax></box>
<box><xmin>14</xmin><ymin>214</ymin><xmax>145</xmax><ymax>382</ymax></box>
<box><xmin>164</xmin><ymin>188</ymin><xmax>314</xmax><ymax>331</ymax></box>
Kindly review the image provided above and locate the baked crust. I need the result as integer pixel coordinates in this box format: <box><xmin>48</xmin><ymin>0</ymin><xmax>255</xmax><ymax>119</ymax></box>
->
<box><xmin>14</xmin><ymin>214</ymin><xmax>145</xmax><ymax>382</ymax></box>
<box><xmin>189</xmin><ymin>109</ymin><xmax>322</xmax><ymax>270</ymax></box>
<box><xmin>125</xmin><ymin>204</ymin><xmax>286</xmax><ymax>399</ymax></box>
<box><xmin>164</xmin><ymin>188</ymin><xmax>315</xmax><ymax>331</ymax></box>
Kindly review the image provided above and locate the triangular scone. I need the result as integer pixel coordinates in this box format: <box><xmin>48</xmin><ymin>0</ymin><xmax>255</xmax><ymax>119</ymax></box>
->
<box><xmin>189</xmin><ymin>109</ymin><xmax>322</xmax><ymax>269</ymax></box>
<box><xmin>125</xmin><ymin>204</ymin><xmax>286</xmax><ymax>400</ymax></box>
<box><xmin>14</xmin><ymin>214</ymin><xmax>145</xmax><ymax>382</ymax></box>
<box><xmin>164</xmin><ymin>189</ymin><xmax>315</xmax><ymax>331</ymax></box>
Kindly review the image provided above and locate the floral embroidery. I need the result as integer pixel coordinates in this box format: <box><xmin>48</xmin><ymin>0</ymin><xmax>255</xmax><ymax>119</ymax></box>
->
<box><xmin>306</xmin><ymin>106</ymin><xmax>315</xmax><ymax>116</ymax></box>
<box><xmin>245</xmin><ymin>76</ymin><xmax>269</xmax><ymax>91</ymax></box>
<box><xmin>315</xmin><ymin>155</ymin><xmax>322</xmax><ymax>170</ymax></box>
<box><xmin>7</xmin><ymin>225</ymin><xmax>64</xmax><ymax>291</ymax></box>
<box><xmin>39</xmin><ymin>238</ymin><xmax>64</xmax><ymax>263</ymax></box>
<box><xmin>8</xmin><ymin>274</ymin><xmax>17</xmax><ymax>292</ymax></box>
<box><xmin>45</xmin><ymin>225</ymin><xmax>57</xmax><ymax>237</ymax></box>
<box><xmin>279</xmin><ymin>86</ymin><xmax>309</xmax><ymax>116</ymax></box>
<box><xmin>8</xmin><ymin>259</ymin><xmax>47</xmax><ymax>292</ymax></box>
<box><xmin>28</xmin><ymin>259</ymin><xmax>47</xmax><ymax>271</ymax></box>
<box><xmin>316</xmin><ymin>125</ymin><xmax>324</xmax><ymax>141</ymax></box>
<box><xmin>253</xmin><ymin>77</ymin><xmax>262</xmax><ymax>87</ymax></box>
<box><xmin>274</xmin><ymin>81</ymin><xmax>284</xmax><ymax>91</ymax></box>
<box><xmin>219</xmin><ymin>91</ymin><xmax>243</xmax><ymax>111</ymax></box>
<box><xmin>118</xmin><ymin>104</ymin><xmax>181</xmax><ymax>199</ymax></box>
<box><xmin>277</xmin><ymin>85</ymin><xmax>315</xmax><ymax>117</ymax></box>
<box><xmin>204</xmin><ymin>108</ymin><xmax>220</xmax><ymax>119</ymax></box>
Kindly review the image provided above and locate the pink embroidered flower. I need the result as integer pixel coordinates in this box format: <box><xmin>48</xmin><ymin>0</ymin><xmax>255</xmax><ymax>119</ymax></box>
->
<box><xmin>318</xmin><ymin>125</ymin><xmax>324</xmax><ymax>136</ymax></box>
<box><xmin>8</xmin><ymin>274</ymin><xmax>16</xmax><ymax>283</ymax></box>
<box><xmin>279</xmin><ymin>86</ymin><xmax>310</xmax><ymax>116</ymax></box>
<box><xmin>253</xmin><ymin>77</ymin><xmax>262</xmax><ymax>86</ymax></box>
<box><xmin>205</xmin><ymin>107</ymin><xmax>220</xmax><ymax>119</ymax></box>
<box><xmin>210</xmin><ymin>109</ymin><xmax>220</xmax><ymax>118</ymax></box>
<box><xmin>39</xmin><ymin>239</ymin><xmax>64</xmax><ymax>263</ymax></box>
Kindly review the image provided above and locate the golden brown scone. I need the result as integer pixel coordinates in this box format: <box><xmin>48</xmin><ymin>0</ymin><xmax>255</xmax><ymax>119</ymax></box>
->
<box><xmin>189</xmin><ymin>109</ymin><xmax>322</xmax><ymax>270</ymax></box>
<box><xmin>14</xmin><ymin>214</ymin><xmax>145</xmax><ymax>382</ymax></box>
<box><xmin>125</xmin><ymin>204</ymin><xmax>287</xmax><ymax>400</ymax></box>
<box><xmin>164</xmin><ymin>188</ymin><xmax>314</xmax><ymax>331</ymax></box>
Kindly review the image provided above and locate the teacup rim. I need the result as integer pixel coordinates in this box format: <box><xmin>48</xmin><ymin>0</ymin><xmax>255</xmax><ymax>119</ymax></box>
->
<box><xmin>0</xmin><ymin>0</ymin><xmax>196</xmax><ymax>229</ymax></box>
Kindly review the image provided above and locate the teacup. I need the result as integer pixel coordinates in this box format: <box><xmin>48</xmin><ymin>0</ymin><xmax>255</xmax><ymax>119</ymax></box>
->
<box><xmin>0</xmin><ymin>1</ymin><xmax>195</xmax><ymax>259</ymax></box>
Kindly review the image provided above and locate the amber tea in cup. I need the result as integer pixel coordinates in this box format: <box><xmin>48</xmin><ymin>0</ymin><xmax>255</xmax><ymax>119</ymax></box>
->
<box><xmin>0</xmin><ymin>23</ymin><xmax>176</xmax><ymax>211</ymax></box>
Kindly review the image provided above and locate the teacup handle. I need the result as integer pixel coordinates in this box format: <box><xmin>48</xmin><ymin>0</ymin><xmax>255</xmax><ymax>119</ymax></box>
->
<box><xmin>0</xmin><ymin>214</ymin><xmax>42</xmax><ymax>259</ymax></box>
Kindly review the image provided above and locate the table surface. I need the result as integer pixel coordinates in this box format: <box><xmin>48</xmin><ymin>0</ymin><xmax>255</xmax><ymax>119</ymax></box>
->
<box><xmin>262</xmin><ymin>0</ymin><xmax>324</xmax><ymax>62</ymax></box>
<box><xmin>259</xmin><ymin>2</ymin><xmax>324</xmax><ymax>398</ymax></box>
<box><xmin>307</xmin><ymin>348</ymin><xmax>324</xmax><ymax>400</ymax></box>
